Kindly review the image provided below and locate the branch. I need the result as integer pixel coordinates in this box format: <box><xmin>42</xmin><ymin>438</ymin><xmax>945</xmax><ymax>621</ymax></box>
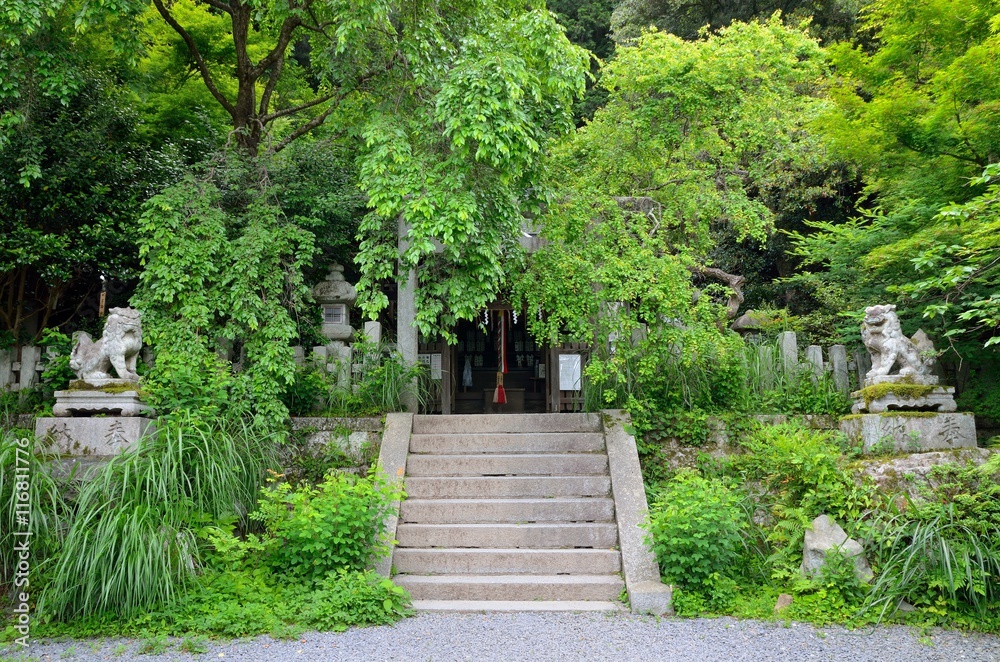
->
<box><xmin>261</xmin><ymin>90</ymin><xmax>337</xmax><ymax>124</ymax></box>
<box><xmin>258</xmin><ymin>49</ymin><xmax>285</xmax><ymax>118</ymax></box>
<box><xmin>269</xmin><ymin>58</ymin><xmax>396</xmax><ymax>151</ymax></box>
<box><xmin>272</xmin><ymin>104</ymin><xmax>339</xmax><ymax>153</ymax></box>
<box><xmin>198</xmin><ymin>0</ymin><xmax>233</xmax><ymax>14</ymax></box>
<box><xmin>152</xmin><ymin>0</ymin><xmax>237</xmax><ymax>118</ymax></box>
<box><xmin>250</xmin><ymin>15</ymin><xmax>301</xmax><ymax>80</ymax></box>
<box><xmin>689</xmin><ymin>265</ymin><xmax>746</xmax><ymax>319</ymax></box>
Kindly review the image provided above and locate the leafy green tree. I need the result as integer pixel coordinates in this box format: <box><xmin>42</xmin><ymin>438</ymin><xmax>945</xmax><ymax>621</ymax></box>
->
<box><xmin>789</xmin><ymin>0</ymin><xmax>1000</xmax><ymax>347</ymax></box>
<box><xmin>610</xmin><ymin>0</ymin><xmax>867</xmax><ymax>43</ymax></box>
<box><xmin>351</xmin><ymin>3</ymin><xmax>589</xmax><ymax>337</ymax></box>
<box><xmin>0</xmin><ymin>74</ymin><xmax>180</xmax><ymax>340</ymax></box>
<box><xmin>131</xmin><ymin>156</ymin><xmax>315</xmax><ymax>428</ymax></box>
<box><xmin>513</xmin><ymin>17</ymin><xmax>828</xmax><ymax>410</ymax></box>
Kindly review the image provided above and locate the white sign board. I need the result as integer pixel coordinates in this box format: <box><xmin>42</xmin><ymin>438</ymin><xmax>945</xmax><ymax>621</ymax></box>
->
<box><xmin>418</xmin><ymin>353</ymin><xmax>443</xmax><ymax>380</ymax></box>
<box><xmin>558</xmin><ymin>354</ymin><xmax>582</xmax><ymax>391</ymax></box>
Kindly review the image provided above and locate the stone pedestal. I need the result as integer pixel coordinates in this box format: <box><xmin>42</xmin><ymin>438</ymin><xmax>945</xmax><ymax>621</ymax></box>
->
<box><xmin>35</xmin><ymin>417</ymin><xmax>156</xmax><ymax>456</ymax></box>
<box><xmin>52</xmin><ymin>389</ymin><xmax>152</xmax><ymax>417</ymax></box>
<box><xmin>851</xmin><ymin>374</ymin><xmax>957</xmax><ymax>414</ymax></box>
<box><xmin>840</xmin><ymin>413</ymin><xmax>977</xmax><ymax>454</ymax></box>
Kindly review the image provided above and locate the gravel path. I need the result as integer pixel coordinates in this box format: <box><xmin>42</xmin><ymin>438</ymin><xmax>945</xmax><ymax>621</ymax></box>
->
<box><xmin>7</xmin><ymin>612</ymin><xmax>1000</xmax><ymax>662</ymax></box>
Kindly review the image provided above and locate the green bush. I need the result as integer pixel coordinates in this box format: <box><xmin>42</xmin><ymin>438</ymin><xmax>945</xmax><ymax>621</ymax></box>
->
<box><xmin>865</xmin><ymin>455</ymin><xmax>1000</xmax><ymax>618</ymax></box>
<box><xmin>646</xmin><ymin>470</ymin><xmax>745</xmax><ymax>587</ymax></box>
<box><xmin>302</xmin><ymin>568</ymin><xmax>412</xmax><ymax>631</ymax></box>
<box><xmin>253</xmin><ymin>468</ymin><xmax>402</xmax><ymax>582</ymax></box>
<box><xmin>280</xmin><ymin>360</ymin><xmax>328</xmax><ymax>416</ymax></box>
<box><xmin>734</xmin><ymin>423</ymin><xmax>872</xmax><ymax>577</ymax></box>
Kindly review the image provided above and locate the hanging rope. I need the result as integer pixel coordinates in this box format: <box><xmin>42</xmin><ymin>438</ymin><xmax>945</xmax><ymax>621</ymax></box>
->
<box><xmin>493</xmin><ymin>310</ymin><xmax>508</xmax><ymax>404</ymax></box>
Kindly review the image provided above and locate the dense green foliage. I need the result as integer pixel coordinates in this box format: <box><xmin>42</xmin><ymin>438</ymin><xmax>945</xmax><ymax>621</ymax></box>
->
<box><xmin>131</xmin><ymin>158</ymin><xmax>315</xmax><ymax>429</ymax></box>
<box><xmin>640</xmin><ymin>420</ymin><xmax>1000</xmax><ymax>631</ymax></box>
<box><xmin>647</xmin><ymin>471</ymin><xmax>745</xmax><ymax>587</ymax></box>
<box><xmin>251</xmin><ymin>469</ymin><xmax>401</xmax><ymax>581</ymax></box>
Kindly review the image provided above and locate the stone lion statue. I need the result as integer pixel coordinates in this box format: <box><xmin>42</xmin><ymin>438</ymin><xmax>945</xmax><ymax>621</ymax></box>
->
<box><xmin>70</xmin><ymin>307</ymin><xmax>143</xmax><ymax>382</ymax></box>
<box><xmin>861</xmin><ymin>304</ymin><xmax>933</xmax><ymax>380</ymax></box>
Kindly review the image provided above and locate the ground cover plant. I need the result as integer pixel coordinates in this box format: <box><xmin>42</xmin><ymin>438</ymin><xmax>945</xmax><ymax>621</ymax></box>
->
<box><xmin>640</xmin><ymin>421</ymin><xmax>1000</xmax><ymax>633</ymax></box>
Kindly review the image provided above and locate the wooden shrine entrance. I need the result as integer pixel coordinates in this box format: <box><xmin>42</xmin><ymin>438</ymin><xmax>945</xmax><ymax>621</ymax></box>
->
<box><xmin>418</xmin><ymin>306</ymin><xmax>588</xmax><ymax>415</ymax></box>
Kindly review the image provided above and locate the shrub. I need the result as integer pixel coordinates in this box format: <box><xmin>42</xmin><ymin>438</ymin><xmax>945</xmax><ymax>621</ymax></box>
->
<box><xmin>302</xmin><ymin>569</ymin><xmax>412</xmax><ymax>631</ymax></box>
<box><xmin>865</xmin><ymin>456</ymin><xmax>1000</xmax><ymax>618</ymax></box>
<box><xmin>253</xmin><ymin>468</ymin><xmax>403</xmax><ymax>582</ymax></box>
<box><xmin>733</xmin><ymin>423</ymin><xmax>872</xmax><ymax>577</ymax></box>
<box><xmin>646</xmin><ymin>470</ymin><xmax>745</xmax><ymax>587</ymax></box>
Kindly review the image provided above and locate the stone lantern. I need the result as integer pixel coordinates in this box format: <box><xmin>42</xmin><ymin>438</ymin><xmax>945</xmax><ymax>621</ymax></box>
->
<box><xmin>313</xmin><ymin>264</ymin><xmax>356</xmax><ymax>341</ymax></box>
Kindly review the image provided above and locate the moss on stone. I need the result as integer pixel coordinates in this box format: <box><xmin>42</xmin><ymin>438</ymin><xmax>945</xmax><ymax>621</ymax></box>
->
<box><xmin>68</xmin><ymin>380</ymin><xmax>145</xmax><ymax>396</ymax></box>
<box><xmin>856</xmin><ymin>382</ymin><xmax>937</xmax><ymax>407</ymax></box>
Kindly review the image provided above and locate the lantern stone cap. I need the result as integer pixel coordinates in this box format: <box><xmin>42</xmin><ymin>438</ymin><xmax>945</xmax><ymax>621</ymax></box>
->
<box><xmin>313</xmin><ymin>263</ymin><xmax>357</xmax><ymax>303</ymax></box>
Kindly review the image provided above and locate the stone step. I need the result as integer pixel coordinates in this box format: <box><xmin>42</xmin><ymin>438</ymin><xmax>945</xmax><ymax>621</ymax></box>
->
<box><xmin>406</xmin><ymin>453</ymin><xmax>608</xmax><ymax>477</ymax></box>
<box><xmin>396</xmin><ymin>522</ymin><xmax>619</xmax><ymax>549</ymax></box>
<box><xmin>400</xmin><ymin>498</ymin><xmax>615</xmax><ymax>524</ymax></box>
<box><xmin>395</xmin><ymin>574</ymin><xmax>624</xmax><ymax>602</ymax></box>
<box><xmin>409</xmin><ymin>432</ymin><xmax>605</xmax><ymax>455</ymax></box>
<box><xmin>411</xmin><ymin>600</ymin><xmax>621</xmax><ymax>612</ymax></box>
<box><xmin>412</xmin><ymin>413</ymin><xmax>601</xmax><ymax>435</ymax></box>
<box><xmin>405</xmin><ymin>475</ymin><xmax>611</xmax><ymax>499</ymax></box>
<box><xmin>395</xmin><ymin>547</ymin><xmax>621</xmax><ymax>575</ymax></box>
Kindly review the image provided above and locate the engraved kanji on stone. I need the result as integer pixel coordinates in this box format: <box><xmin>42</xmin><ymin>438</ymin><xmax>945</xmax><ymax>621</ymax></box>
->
<box><xmin>939</xmin><ymin>416</ymin><xmax>962</xmax><ymax>446</ymax></box>
<box><xmin>883</xmin><ymin>418</ymin><xmax>907</xmax><ymax>447</ymax></box>
<box><xmin>105</xmin><ymin>420</ymin><xmax>128</xmax><ymax>447</ymax></box>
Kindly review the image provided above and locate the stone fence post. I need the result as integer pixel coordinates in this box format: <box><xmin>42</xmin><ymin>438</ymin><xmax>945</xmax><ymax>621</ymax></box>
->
<box><xmin>829</xmin><ymin>345</ymin><xmax>850</xmax><ymax>395</ymax></box>
<box><xmin>778</xmin><ymin>331</ymin><xmax>798</xmax><ymax>375</ymax></box>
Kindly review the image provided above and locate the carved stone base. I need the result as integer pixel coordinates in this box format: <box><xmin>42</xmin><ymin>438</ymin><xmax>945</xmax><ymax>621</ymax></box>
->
<box><xmin>35</xmin><ymin>417</ymin><xmax>156</xmax><ymax>457</ymax></box>
<box><xmin>52</xmin><ymin>390</ymin><xmax>152</xmax><ymax>417</ymax></box>
<box><xmin>852</xmin><ymin>385</ymin><xmax>957</xmax><ymax>414</ymax></box>
<box><xmin>840</xmin><ymin>413</ymin><xmax>977</xmax><ymax>454</ymax></box>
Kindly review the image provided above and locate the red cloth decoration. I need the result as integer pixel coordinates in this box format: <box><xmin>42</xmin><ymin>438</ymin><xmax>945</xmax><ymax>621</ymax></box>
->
<box><xmin>493</xmin><ymin>310</ymin><xmax>508</xmax><ymax>404</ymax></box>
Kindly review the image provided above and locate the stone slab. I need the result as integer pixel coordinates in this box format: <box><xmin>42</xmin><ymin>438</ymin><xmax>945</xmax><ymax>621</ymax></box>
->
<box><xmin>405</xmin><ymin>453</ymin><xmax>608</xmax><ymax>477</ymax></box>
<box><xmin>410</xmin><ymin>600</ymin><xmax>621</xmax><ymax>612</ymax></box>
<box><xmin>840</xmin><ymin>412</ymin><xmax>977</xmax><ymax>454</ymax></box>
<box><xmin>852</xmin><ymin>385</ymin><xmax>956</xmax><ymax>414</ymax></box>
<box><xmin>396</xmin><ymin>574</ymin><xmax>623</xmax><ymax>602</ymax></box>
<box><xmin>396</xmin><ymin>522</ymin><xmax>619</xmax><ymax>549</ymax></box>
<box><xmin>35</xmin><ymin>417</ymin><xmax>156</xmax><ymax>456</ymax></box>
<box><xmin>409</xmin><ymin>432</ymin><xmax>605</xmax><ymax>454</ymax></box>
<box><xmin>858</xmin><ymin>448</ymin><xmax>996</xmax><ymax>495</ymax></box>
<box><xmin>393</xmin><ymin>548</ymin><xmax>621</xmax><ymax>575</ymax></box>
<box><xmin>374</xmin><ymin>412</ymin><xmax>412</xmax><ymax>578</ymax></box>
<box><xmin>404</xmin><ymin>475</ymin><xmax>611</xmax><ymax>499</ymax></box>
<box><xmin>52</xmin><ymin>390</ymin><xmax>152</xmax><ymax>417</ymax></box>
<box><xmin>603</xmin><ymin>409</ymin><xmax>673</xmax><ymax>616</ymax></box>
<box><xmin>399</xmin><ymin>497</ymin><xmax>615</xmax><ymax>523</ymax></box>
<box><xmin>411</xmin><ymin>413</ymin><xmax>601</xmax><ymax>435</ymax></box>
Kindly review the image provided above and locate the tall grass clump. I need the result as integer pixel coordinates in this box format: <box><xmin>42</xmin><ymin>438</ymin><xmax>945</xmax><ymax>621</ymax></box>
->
<box><xmin>38</xmin><ymin>416</ymin><xmax>279</xmax><ymax>621</ymax></box>
<box><xmin>864</xmin><ymin>454</ymin><xmax>1000</xmax><ymax>620</ymax></box>
<box><xmin>323</xmin><ymin>335</ymin><xmax>425</xmax><ymax>416</ymax></box>
<box><xmin>0</xmin><ymin>430</ymin><xmax>69</xmax><ymax>586</ymax></box>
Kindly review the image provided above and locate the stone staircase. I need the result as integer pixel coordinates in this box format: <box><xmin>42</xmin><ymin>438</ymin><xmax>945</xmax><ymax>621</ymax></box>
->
<box><xmin>392</xmin><ymin>413</ymin><xmax>625</xmax><ymax>611</ymax></box>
